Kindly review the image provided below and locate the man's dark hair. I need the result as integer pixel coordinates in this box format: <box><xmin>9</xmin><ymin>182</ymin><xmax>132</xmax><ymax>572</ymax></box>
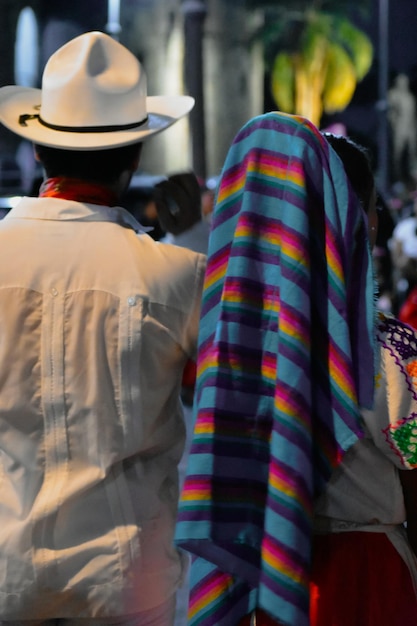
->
<box><xmin>323</xmin><ymin>133</ymin><xmax>374</xmax><ymax>213</ymax></box>
<box><xmin>34</xmin><ymin>142</ymin><xmax>142</xmax><ymax>184</ymax></box>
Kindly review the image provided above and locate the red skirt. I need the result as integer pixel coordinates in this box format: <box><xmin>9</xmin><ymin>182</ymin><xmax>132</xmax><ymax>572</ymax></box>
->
<box><xmin>310</xmin><ymin>531</ymin><xmax>417</xmax><ymax>626</ymax></box>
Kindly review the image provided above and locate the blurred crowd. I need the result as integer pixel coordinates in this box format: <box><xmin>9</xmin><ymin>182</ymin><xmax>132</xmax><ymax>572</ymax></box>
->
<box><xmin>376</xmin><ymin>180</ymin><xmax>417</xmax><ymax>328</ymax></box>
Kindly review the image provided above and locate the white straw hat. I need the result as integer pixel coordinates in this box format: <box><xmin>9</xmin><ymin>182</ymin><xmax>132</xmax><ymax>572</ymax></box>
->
<box><xmin>0</xmin><ymin>31</ymin><xmax>194</xmax><ymax>150</ymax></box>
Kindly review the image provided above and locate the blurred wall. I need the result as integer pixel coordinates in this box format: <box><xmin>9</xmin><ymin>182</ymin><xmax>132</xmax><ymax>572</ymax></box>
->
<box><xmin>0</xmin><ymin>0</ymin><xmax>264</xmax><ymax>181</ymax></box>
<box><xmin>126</xmin><ymin>0</ymin><xmax>263</xmax><ymax>178</ymax></box>
<box><xmin>203</xmin><ymin>0</ymin><xmax>264</xmax><ymax>178</ymax></box>
<box><xmin>4</xmin><ymin>0</ymin><xmax>416</xmax><ymax>184</ymax></box>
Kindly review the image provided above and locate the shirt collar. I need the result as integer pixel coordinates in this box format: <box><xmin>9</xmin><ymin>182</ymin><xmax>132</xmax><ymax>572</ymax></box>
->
<box><xmin>4</xmin><ymin>196</ymin><xmax>153</xmax><ymax>234</ymax></box>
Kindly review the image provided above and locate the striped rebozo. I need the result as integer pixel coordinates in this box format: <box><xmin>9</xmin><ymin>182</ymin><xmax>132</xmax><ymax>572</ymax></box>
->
<box><xmin>176</xmin><ymin>111</ymin><xmax>376</xmax><ymax>626</ymax></box>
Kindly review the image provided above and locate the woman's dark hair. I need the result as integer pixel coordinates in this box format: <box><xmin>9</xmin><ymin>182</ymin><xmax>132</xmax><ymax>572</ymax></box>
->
<box><xmin>323</xmin><ymin>133</ymin><xmax>374</xmax><ymax>213</ymax></box>
<box><xmin>34</xmin><ymin>142</ymin><xmax>142</xmax><ymax>184</ymax></box>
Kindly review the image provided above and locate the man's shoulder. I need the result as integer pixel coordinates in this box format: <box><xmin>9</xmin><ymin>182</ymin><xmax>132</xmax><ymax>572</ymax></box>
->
<box><xmin>135</xmin><ymin>236</ymin><xmax>206</xmax><ymax>296</ymax></box>
<box><xmin>149</xmin><ymin>238</ymin><xmax>206</xmax><ymax>268</ymax></box>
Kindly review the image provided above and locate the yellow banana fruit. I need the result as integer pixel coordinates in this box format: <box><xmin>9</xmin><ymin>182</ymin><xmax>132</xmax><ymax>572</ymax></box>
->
<box><xmin>336</xmin><ymin>18</ymin><xmax>373</xmax><ymax>80</ymax></box>
<box><xmin>322</xmin><ymin>42</ymin><xmax>357</xmax><ymax>114</ymax></box>
<box><xmin>268</xmin><ymin>12</ymin><xmax>373</xmax><ymax>125</ymax></box>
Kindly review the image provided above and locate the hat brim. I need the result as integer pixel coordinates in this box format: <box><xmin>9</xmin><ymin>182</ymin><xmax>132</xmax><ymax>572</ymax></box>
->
<box><xmin>0</xmin><ymin>86</ymin><xmax>194</xmax><ymax>150</ymax></box>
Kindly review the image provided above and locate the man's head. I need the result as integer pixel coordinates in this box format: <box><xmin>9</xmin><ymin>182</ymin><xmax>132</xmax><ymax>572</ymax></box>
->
<box><xmin>34</xmin><ymin>142</ymin><xmax>143</xmax><ymax>186</ymax></box>
<box><xmin>0</xmin><ymin>31</ymin><xmax>194</xmax><ymax>151</ymax></box>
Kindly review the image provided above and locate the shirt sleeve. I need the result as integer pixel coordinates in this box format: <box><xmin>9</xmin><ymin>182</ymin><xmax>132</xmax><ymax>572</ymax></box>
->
<box><xmin>182</xmin><ymin>252</ymin><xmax>206</xmax><ymax>360</ymax></box>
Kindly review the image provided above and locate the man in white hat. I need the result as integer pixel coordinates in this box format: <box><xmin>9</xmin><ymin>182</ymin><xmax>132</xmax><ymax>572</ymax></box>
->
<box><xmin>0</xmin><ymin>31</ymin><xmax>205</xmax><ymax>625</ymax></box>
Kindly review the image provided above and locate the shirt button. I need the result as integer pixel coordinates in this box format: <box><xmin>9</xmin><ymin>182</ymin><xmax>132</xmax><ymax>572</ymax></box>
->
<box><xmin>128</xmin><ymin>296</ymin><xmax>137</xmax><ymax>306</ymax></box>
<box><xmin>50</xmin><ymin>287</ymin><xmax>58</xmax><ymax>297</ymax></box>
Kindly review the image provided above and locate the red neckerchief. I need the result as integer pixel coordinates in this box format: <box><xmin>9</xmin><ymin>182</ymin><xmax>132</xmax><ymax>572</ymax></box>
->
<box><xmin>39</xmin><ymin>177</ymin><xmax>118</xmax><ymax>207</ymax></box>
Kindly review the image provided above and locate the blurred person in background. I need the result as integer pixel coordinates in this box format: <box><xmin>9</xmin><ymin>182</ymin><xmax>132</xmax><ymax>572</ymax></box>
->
<box><xmin>156</xmin><ymin>173</ymin><xmax>217</xmax><ymax>255</ymax></box>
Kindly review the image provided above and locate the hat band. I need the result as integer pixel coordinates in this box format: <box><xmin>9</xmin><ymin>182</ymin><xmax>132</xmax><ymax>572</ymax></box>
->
<box><xmin>18</xmin><ymin>113</ymin><xmax>149</xmax><ymax>133</ymax></box>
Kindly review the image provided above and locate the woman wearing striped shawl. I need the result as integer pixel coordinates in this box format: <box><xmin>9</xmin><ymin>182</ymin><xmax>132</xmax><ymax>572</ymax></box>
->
<box><xmin>175</xmin><ymin>112</ymin><xmax>417</xmax><ymax>625</ymax></box>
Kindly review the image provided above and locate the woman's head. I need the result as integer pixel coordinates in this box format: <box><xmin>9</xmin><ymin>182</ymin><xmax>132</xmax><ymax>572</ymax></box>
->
<box><xmin>323</xmin><ymin>132</ymin><xmax>377</xmax><ymax>246</ymax></box>
<box><xmin>208</xmin><ymin>111</ymin><xmax>375</xmax><ymax>411</ymax></box>
<box><xmin>322</xmin><ymin>133</ymin><xmax>374</xmax><ymax>211</ymax></box>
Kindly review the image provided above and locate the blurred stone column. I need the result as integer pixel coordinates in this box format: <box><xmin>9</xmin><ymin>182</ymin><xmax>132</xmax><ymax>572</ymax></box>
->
<box><xmin>0</xmin><ymin>1</ymin><xmax>24</xmax><ymax>148</ymax></box>
<box><xmin>376</xmin><ymin>0</ymin><xmax>389</xmax><ymax>194</ymax></box>
<box><xmin>106</xmin><ymin>0</ymin><xmax>122</xmax><ymax>41</ymax></box>
<box><xmin>182</xmin><ymin>0</ymin><xmax>207</xmax><ymax>180</ymax></box>
<box><xmin>203</xmin><ymin>0</ymin><xmax>264</xmax><ymax>176</ymax></box>
<box><xmin>127</xmin><ymin>0</ymin><xmax>194</xmax><ymax>175</ymax></box>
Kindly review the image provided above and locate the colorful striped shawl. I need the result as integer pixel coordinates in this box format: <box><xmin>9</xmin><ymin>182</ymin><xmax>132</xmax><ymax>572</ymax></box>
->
<box><xmin>176</xmin><ymin>112</ymin><xmax>376</xmax><ymax>625</ymax></box>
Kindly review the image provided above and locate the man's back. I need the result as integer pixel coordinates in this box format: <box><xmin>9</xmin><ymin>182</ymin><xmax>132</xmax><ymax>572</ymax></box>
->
<box><xmin>0</xmin><ymin>196</ymin><xmax>205</xmax><ymax>618</ymax></box>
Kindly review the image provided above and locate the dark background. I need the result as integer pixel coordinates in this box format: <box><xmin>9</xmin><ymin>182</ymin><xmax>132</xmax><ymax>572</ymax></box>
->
<box><xmin>0</xmin><ymin>0</ymin><xmax>416</xmax><ymax>191</ymax></box>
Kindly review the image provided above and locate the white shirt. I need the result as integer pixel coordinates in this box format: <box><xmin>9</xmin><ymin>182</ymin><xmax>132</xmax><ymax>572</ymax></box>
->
<box><xmin>315</xmin><ymin>314</ymin><xmax>417</xmax><ymax>525</ymax></box>
<box><xmin>0</xmin><ymin>196</ymin><xmax>206</xmax><ymax>619</ymax></box>
<box><xmin>314</xmin><ymin>314</ymin><xmax>417</xmax><ymax>588</ymax></box>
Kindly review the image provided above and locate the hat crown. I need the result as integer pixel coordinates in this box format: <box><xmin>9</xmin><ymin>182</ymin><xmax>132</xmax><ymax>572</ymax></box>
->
<box><xmin>40</xmin><ymin>31</ymin><xmax>147</xmax><ymax>128</ymax></box>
